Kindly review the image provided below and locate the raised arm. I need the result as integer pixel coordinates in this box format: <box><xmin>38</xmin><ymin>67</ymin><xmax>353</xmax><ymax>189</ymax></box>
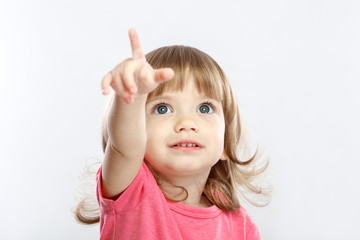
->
<box><xmin>100</xmin><ymin>29</ymin><xmax>174</xmax><ymax>199</ymax></box>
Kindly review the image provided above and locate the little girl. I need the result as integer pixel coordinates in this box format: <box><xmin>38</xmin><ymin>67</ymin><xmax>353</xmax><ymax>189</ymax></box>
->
<box><xmin>76</xmin><ymin>28</ymin><xmax>270</xmax><ymax>239</ymax></box>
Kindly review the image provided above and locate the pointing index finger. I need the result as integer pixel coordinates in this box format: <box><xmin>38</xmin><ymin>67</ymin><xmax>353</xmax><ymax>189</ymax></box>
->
<box><xmin>128</xmin><ymin>28</ymin><xmax>145</xmax><ymax>60</ymax></box>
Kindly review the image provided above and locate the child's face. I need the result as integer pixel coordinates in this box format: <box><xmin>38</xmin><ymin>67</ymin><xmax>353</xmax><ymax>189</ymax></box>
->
<box><xmin>144</xmin><ymin>79</ymin><xmax>226</xmax><ymax>181</ymax></box>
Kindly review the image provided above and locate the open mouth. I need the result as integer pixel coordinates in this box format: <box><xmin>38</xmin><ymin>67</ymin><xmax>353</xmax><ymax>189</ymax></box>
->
<box><xmin>172</xmin><ymin>143</ymin><xmax>199</xmax><ymax>147</ymax></box>
<box><xmin>170</xmin><ymin>142</ymin><xmax>202</xmax><ymax>151</ymax></box>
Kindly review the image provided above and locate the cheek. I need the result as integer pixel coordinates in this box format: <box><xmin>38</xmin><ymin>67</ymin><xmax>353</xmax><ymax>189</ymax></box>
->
<box><xmin>146</xmin><ymin>121</ymin><xmax>164</xmax><ymax>141</ymax></box>
<box><xmin>208</xmin><ymin>117</ymin><xmax>225</xmax><ymax>139</ymax></box>
<box><xmin>145</xmin><ymin>124</ymin><xmax>166</xmax><ymax>156</ymax></box>
<box><xmin>145</xmin><ymin>129</ymin><xmax>156</xmax><ymax>153</ymax></box>
<box><xmin>214</xmin><ymin>119</ymin><xmax>226</xmax><ymax>151</ymax></box>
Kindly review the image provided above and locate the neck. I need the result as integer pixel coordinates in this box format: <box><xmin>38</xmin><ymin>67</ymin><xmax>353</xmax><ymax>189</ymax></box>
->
<box><xmin>160</xmin><ymin>171</ymin><xmax>213</xmax><ymax>208</ymax></box>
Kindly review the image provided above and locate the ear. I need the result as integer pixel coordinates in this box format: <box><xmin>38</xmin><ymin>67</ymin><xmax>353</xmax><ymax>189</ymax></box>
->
<box><xmin>220</xmin><ymin>150</ymin><xmax>228</xmax><ymax>161</ymax></box>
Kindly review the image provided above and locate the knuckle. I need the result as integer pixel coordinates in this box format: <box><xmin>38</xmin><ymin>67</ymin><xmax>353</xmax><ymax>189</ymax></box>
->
<box><xmin>122</xmin><ymin>63</ymin><xmax>132</xmax><ymax>75</ymax></box>
<box><xmin>123</xmin><ymin>58</ymin><xmax>133</xmax><ymax>68</ymax></box>
<box><xmin>139</xmin><ymin>68</ymin><xmax>150</xmax><ymax>81</ymax></box>
<box><xmin>122</xmin><ymin>61</ymin><xmax>130</xmax><ymax>70</ymax></box>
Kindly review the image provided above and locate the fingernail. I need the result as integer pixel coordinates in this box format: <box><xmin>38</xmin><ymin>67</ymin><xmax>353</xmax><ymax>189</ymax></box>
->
<box><xmin>130</xmin><ymin>87</ymin><xmax>136</xmax><ymax>94</ymax></box>
<box><xmin>124</xmin><ymin>96</ymin><xmax>132</xmax><ymax>104</ymax></box>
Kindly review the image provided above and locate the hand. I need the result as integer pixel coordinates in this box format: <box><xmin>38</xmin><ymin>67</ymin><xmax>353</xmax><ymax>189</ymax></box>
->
<box><xmin>101</xmin><ymin>28</ymin><xmax>174</xmax><ymax>104</ymax></box>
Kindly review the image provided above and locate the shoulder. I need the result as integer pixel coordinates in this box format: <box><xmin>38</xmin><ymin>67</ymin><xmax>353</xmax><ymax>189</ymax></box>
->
<box><xmin>96</xmin><ymin>161</ymin><xmax>159</xmax><ymax>211</ymax></box>
<box><xmin>231</xmin><ymin>207</ymin><xmax>261</xmax><ymax>240</ymax></box>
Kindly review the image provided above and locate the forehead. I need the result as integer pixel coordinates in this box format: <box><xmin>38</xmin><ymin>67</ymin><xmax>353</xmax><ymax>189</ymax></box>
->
<box><xmin>147</xmin><ymin>72</ymin><xmax>224</xmax><ymax>103</ymax></box>
<box><xmin>145</xmin><ymin>45</ymin><xmax>226</xmax><ymax>104</ymax></box>
<box><xmin>147</xmin><ymin>83</ymin><xmax>217</xmax><ymax>103</ymax></box>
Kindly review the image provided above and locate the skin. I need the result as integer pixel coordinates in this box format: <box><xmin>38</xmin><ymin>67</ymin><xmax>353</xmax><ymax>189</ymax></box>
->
<box><xmin>145</xmin><ymin>82</ymin><xmax>227</xmax><ymax>206</ymax></box>
<box><xmin>101</xmin><ymin>29</ymin><xmax>226</xmax><ymax>207</ymax></box>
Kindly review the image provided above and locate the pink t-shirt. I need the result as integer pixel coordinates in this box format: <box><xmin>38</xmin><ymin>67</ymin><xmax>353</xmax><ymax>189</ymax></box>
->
<box><xmin>96</xmin><ymin>162</ymin><xmax>261</xmax><ymax>240</ymax></box>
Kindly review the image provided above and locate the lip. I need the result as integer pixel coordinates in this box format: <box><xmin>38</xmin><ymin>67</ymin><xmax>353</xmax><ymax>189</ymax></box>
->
<box><xmin>169</xmin><ymin>140</ymin><xmax>203</xmax><ymax>151</ymax></box>
<box><xmin>170</xmin><ymin>139</ymin><xmax>202</xmax><ymax>147</ymax></box>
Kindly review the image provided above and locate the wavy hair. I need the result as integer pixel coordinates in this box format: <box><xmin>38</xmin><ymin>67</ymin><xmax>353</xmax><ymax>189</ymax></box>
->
<box><xmin>75</xmin><ymin>45</ymin><xmax>271</xmax><ymax>224</ymax></box>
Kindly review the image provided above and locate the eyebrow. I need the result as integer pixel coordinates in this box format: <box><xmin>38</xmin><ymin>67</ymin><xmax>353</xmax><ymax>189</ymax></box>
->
<box><xmin>147</xmin><ymin>94</ymin><xmax>220</xmax><ymax>104</ymax></box>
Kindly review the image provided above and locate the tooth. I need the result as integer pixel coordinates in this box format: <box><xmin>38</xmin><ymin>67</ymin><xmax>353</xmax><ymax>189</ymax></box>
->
<box><xmin>181</xmin><ymin>143</ymin><xmax>187</xmax><ymax>147</ymax></box>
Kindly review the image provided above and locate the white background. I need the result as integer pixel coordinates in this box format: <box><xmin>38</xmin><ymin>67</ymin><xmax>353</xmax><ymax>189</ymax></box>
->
<box><xmin>1</xmin><ymin>0</ymin><xmax>359</xmax><ymax>239</ymax></box>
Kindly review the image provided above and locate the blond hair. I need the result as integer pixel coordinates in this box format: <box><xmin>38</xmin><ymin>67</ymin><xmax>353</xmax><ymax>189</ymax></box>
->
<box><xmin>75</xmin><ymin>45</ymin><xmax>271</xmax><ymax>224</ymax></box>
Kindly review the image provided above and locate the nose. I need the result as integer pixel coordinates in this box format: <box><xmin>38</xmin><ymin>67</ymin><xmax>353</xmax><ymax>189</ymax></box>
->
<box><xmin>174</xmin><ymin>116</ymin><xmax>198</xmax><ymax>133</ymax></box>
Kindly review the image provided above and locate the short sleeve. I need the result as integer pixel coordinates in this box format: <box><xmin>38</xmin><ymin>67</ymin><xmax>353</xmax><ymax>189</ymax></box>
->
<box><xmin>96</xmin><ymin>161</ymin><xmax>156</xmax><ymax>213</ymax></box>
<box><xmin>242</xmin><ymin>208</ymin><xmax>261</xmax><ymax>240</ymax></box>
<box><xmin>246</xmin><ymin>219</ymin><xmax>261</xmax><ymax>240</ymax></box>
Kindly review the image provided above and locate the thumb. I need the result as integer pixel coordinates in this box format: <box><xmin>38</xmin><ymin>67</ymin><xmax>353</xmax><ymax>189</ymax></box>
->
<box><xmin>153</xmin><ymin>68</ymin><xmax>174</xmax><ymax>84</ymax></box>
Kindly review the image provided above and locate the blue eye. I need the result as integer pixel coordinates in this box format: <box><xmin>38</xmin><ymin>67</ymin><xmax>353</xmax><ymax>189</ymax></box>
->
<box><xmin>154</xmin><ymin>104</ymin><xmax>172</xmax><ymax>114</ymax></box>
<box><xmin>198</xmin><ymin>103</ymin><xmax>214</xmax><ymax>114</ymax></box>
